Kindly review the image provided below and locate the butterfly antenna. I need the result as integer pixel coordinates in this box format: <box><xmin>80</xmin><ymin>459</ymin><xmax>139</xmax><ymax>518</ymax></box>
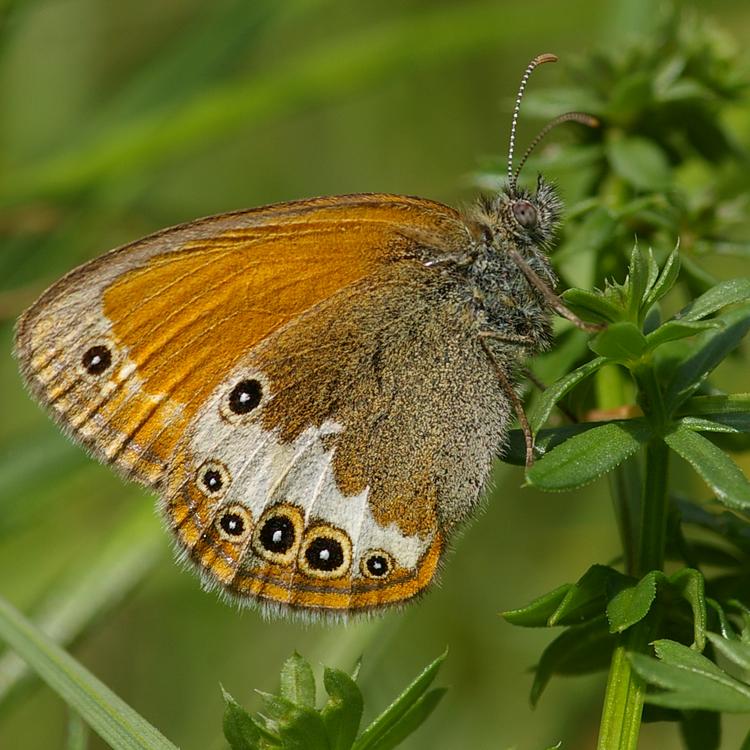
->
<box><xmin>507</xmin><ymin>53</ymin><xmax>559</xmax><ymax>193</ymax></box>
<box><xmin>513</xmin><ymin>111</ymin><xmax>599</xmax><ymax>186</ymax></box>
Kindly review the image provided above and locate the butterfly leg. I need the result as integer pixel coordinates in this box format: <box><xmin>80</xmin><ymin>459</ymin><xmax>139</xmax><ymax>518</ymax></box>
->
<box><xmin>507</xmin><ymin>248</ymin><xmax>604</xmax><ymax>333</ymax></box>
<box><xmin>479</xmin><ymin>337</ymin><xmax>535</xmax><ymax>469</ymax></box>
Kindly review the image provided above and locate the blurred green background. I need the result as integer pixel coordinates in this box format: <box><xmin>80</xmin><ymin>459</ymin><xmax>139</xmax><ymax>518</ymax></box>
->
<box><xmin>1</xmin><ymin>1</ymin><xmax>749</xmax><ymax>748</ymax></box>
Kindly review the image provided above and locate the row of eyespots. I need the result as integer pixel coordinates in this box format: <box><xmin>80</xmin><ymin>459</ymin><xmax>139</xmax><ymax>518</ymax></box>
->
<box><xmin>80</xmin><ymin>349</ymin><xmax>264</xmax><ymax>424</ymax></box>
<box><xmin>81</xmin><ymin>344</ymin><xmax>260</xmax><ymax>405</ymax></box>
<box><xmin>202</xmin><ymin>485</ymin><xmax>395</xmax><ymax>581</ymax></box>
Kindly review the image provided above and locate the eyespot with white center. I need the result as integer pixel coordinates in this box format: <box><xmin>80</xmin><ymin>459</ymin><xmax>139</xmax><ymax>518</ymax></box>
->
<box><xmin>215</xmin><ymin>504</ymin><xmax>252</xmax><ymax>544</ymax></box>
<box><xmin>220</xmin><ymin>373</ymin><xmax>268</xmax><ymax>423</ymax></box>
<box><xmin>252</xmin><ymin>503</ymin><xmax>304</xmax><ymax>565</ymax></box>
<box><xmin>360</xmin><ymin>549</ymin><xmax>395</xmax><ymax>579</ymax></box>
<box><xmin>196</xmin><ymin>460</ymin><xmax>230</xmax><ymax>499</ymax></box>
<box><xmin>512</xmin><ymin>199</ymin><xmax>538</xmax><ymax>228</ymax></box>
<box><xmin>81</xmin><ymin>345</ymin><xmax>112</xmax><ymax>376</ymax></box>
<box><xmin>229</xmin><ymin>379</ymin><xmax>262</xmax><ymax>414</ymax></box>
<box><xmin>298</xmin><ymin>524</ymin><xmax>352</xmax><ymax>580</ymax></box>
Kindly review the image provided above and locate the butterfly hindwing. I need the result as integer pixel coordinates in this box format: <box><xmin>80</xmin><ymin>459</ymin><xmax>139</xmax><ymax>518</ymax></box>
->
<box><xmin>165</xmin><ymin>261</ymin><xmax>512</xmax><ymax>614</ymax></box>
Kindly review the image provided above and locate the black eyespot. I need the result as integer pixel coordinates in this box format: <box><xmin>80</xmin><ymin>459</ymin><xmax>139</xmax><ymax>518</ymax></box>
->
<box><xmin>195</xmin><ymin>461</ymin><xmax>230</xmax><ymax>498</ymax></box>
<box><xmin>304</xmin><ymin>536</ymin><xmax>344</xmax><ymax>572</ymax></box>
<box><xmin>512</xmin><ymin>199</ymin><xmax>538</xmax><ymax>228</ymax></box>
<box><xmin>215</xmin><ymin>504</ymin><xmax>252</xmax><ymax>542</ymax></box>
<box><xmin>366</xmin><ymin>554</ymin><xmax>389</xmax><ymax>577</ymax></box>
<box><xmin>202</xmin><ymin>469</ymin><xmax>223</xmax><ymax>493</ymax></box>
<box><xmin>219</xmin><ymin>512</ymin><xmax>245</xmax><ymax>537</ymax></box>
<box><xmin>228</xmin><ymin>379</ymin><xmax>262</xmax><ymax>414</ymax></box>
<box><xmin>360</xmin><ymin>549</ymin><xmax>394</xmax><ymax>579</ymax></box>
<box><xmin>259</xmin><ymin>515</ymin><xmax>296</xmax><ymax>554</ymax></box>
<box><xmin>82</xmin><ymin>345</ymin><xmax>111</xmax><ymax>375</ymax></box>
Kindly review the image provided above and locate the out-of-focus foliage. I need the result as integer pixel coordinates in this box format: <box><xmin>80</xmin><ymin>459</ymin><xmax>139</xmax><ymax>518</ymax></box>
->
<box><xmin>1</xmin><ymin>1</ymin><xmax>749</xmax><ymax>749</ymax></box>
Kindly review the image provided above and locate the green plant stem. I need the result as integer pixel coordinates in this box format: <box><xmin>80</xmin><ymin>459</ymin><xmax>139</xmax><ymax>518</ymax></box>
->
<box><xmin>597</xmin><ymin>420</ymin><xmax>670</xmax><ymax>748</ymax></box>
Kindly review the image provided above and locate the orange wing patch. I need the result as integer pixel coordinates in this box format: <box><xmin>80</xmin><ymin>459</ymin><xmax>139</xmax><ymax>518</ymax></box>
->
<box><xmin>16</xmin><ymin>194</ymin><xmax>469</xmax><ymax>487</ymax></box>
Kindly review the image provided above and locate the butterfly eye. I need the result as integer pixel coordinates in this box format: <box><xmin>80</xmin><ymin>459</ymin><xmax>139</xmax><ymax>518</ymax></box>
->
<box><xmin>252</xmin><ymin>504</ymin><xmax>304</xmax><ymax>565</ymax></box>
<box><xmin>196</xmin><ymin>460</ymin><xmax>230</xmax><ymax>499</ymax></box>
<box><xmin>512</xmin><ymin>199</ymin><xmax>538</xmax><ymax>228</ymax></box>
<box><xmin>299</xmin><ymin>524</ymin><xmax>352</xmax><ymax>579</ymax></box>
<box><xmin>215</xmin><ymin>505</ymin><xmax>252</xmax><ymax>543</ymax></box>
<box><xmin>81</xmin><ymin>345</ymin><xmax>112</xmax><ymax>375</ymax></box>
<box><xmin>360</xmin><ymin>549</ymin><xmax>394</xmax><ymax>579</ymax></box>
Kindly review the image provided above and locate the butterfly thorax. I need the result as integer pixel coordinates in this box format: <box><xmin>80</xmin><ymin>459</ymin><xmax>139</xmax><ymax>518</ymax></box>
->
<box><xmin>446</xmin><ymin>179</ymin><xmax>562</xmax><ymax>354</ymax></box>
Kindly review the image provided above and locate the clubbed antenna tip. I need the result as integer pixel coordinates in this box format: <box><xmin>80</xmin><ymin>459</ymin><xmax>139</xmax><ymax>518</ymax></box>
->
<box><xmin>507</xmin><ymin>53</ymin><xmax>559</xmax><ymax>190</ymax></box>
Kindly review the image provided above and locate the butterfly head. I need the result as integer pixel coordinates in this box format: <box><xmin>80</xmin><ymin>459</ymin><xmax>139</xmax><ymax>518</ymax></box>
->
<box><xmin>496</xmin><ymin>174</ymin><xmax>562</xmax><ymax>248</ymax></box>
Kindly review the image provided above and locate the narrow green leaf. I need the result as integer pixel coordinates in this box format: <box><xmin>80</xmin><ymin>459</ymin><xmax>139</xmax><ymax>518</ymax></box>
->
<box><xmin>527</xmin><ymin>422</ymin><xmax>651</xmax><ymax>491</ymax></box>
<box><xmin>627</xmin><ymin>244</ymin><xmax>650</xmax><ymax>319</ymax></box>
<box><xmin>366</xmin><ymin>688</ymin><xmax>447</xmax><ymax>750</ymax></box>
<box><xmin>550</xmin><ymin>565</ymin><xmax>628</xmax><ymax>627</ymax></box>
<box><xmin>0</xmin><ymin>595</ymin><xmax>179</xmax><ymax>750</ymax></box>
<box><xmin>665</xmin><ymin>305</ymin><xmax>750</xmax><ymax>410</ymax></box>
<box><xmin>706</xmin><ymin>599</ymin><xmax>738</xmax><ymax>641</ymax></box>
<box><xmin>0</xmin><ymin>502</ymin><xmax>163</xmax><ymax>708</ymax></box>
<box><xmin>562</xmin><ymin>288</ymin><xmax>624</xmax><ymax>325</ymax></box>
<box><xmin>353</xmin><ymin>651</ymin><xmax>446</xmax><ymax>750</ymax></box>
<box><xmin>644</xmin><ymin>247</ymin><xmax>660</xmax><ymax>302</ymax></box>
<box><xmin>669</xmin><ymin>569</ymin><xmax>707</xmax><ymax>650</ymax></box>
<box><xmin>606</xmin><ymin>572</ymin><xmax>658</xmax><ymax>633</ymax></box>
<box><xmin>528</xmin><ymin>356</ymin><xmax>607</xmax><ymax>433</ymax></box>
<box><xmin>677</xmin><ymin>278</ymin><xmax>750</xmax><ymax>322</ymax></box>
<box><xmin>280</xmin><ymin>652</ymin><xmax>316</xmax><ymax>708</ymax></box>
<box><xmin>531</xmin><ymin>617</ymin><xmax>616</xmax><ymax>705</ymax></box>
<box><xmin>321</xmin><ymin>668</ymin><xmax>363</xmax><ymax>750</ymax></box>
<box><xmin>350</xmin><ymin>658</ymin><xmax>362</xmax><ymax>682</ymax></box>
<box><xmin>630</xmin><ymin>640</ymin><xmax>750</xmax><ymax>712</ymax></box>
<box><xmin>665</xmin><ymin>425</ymin><xmax>750</xmax><ymax>510</ymax></box>
<box><xmin>590</xmin><ymin>322</ymin><xmax>647</xmax><ymax>361</ymax></box>
<box><xmin>501</xmin><ymin>585</ymin><xmax>572</xmax><ymax>627</ymax></box>
<box><xmin>706</xmin><ymin>633</ymin><xmax>750</xmax><ymax>671</ymax></box>
<box><xmin>222</xmin><ymin>687</ymin><xmax>263</xmax><ymax>750</ymax></box>
<box><xmin>676</xmin><ymin>394</ymin><xmax>750</xmax><ymax>432</ymax></box>
<box><xmin>606</xmin><ymin>136</ymin><xmax>671</xmax><ymax>190</ymax></box>
<box><xmin>645</xmin><ymin>319</ymin><xmax>721</xmax><ymax>351</ymax></box>
<box><xmin>642</xmin><ymin>247</ymin><xmax>681</xmax><ymax>311</ymax></box>
<box><xmin>678</xmin><ymin>416</ymin><xmax>741</xmax><ymax>433</ymax></box>
<box><xmin>506</xmin><ymin>422</ymin><xmax>651</xmax><ymax>466</ymax></box>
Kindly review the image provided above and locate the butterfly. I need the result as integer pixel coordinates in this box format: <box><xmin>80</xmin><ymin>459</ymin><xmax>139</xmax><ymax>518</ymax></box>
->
<box><xmin>14</xmin><ymin>54</ymin><xmax>598</xmax><ymax>618</ymax></box>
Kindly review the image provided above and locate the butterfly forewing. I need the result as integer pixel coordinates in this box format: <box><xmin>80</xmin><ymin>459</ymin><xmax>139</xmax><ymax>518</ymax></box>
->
<box><xmin>15</xmin><ymin>194</ymin><xmax>467</xmax><ymax>486</ymax></box>
<box><xmin>15</xmin><ymin>193</ymin><xmax>508</xmax><ymax>614</ymax></box>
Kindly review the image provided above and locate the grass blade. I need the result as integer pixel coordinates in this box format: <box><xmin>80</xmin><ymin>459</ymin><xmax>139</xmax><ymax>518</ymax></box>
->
<box><xmin>0</xmin><ymin>595</ymin><xmax>179</xmax><ymax>750</ymax></box>
<box><xmin>0</xmin><ymin>501</ymin><xmax>164</xmax><ymax>709</ymax></box>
